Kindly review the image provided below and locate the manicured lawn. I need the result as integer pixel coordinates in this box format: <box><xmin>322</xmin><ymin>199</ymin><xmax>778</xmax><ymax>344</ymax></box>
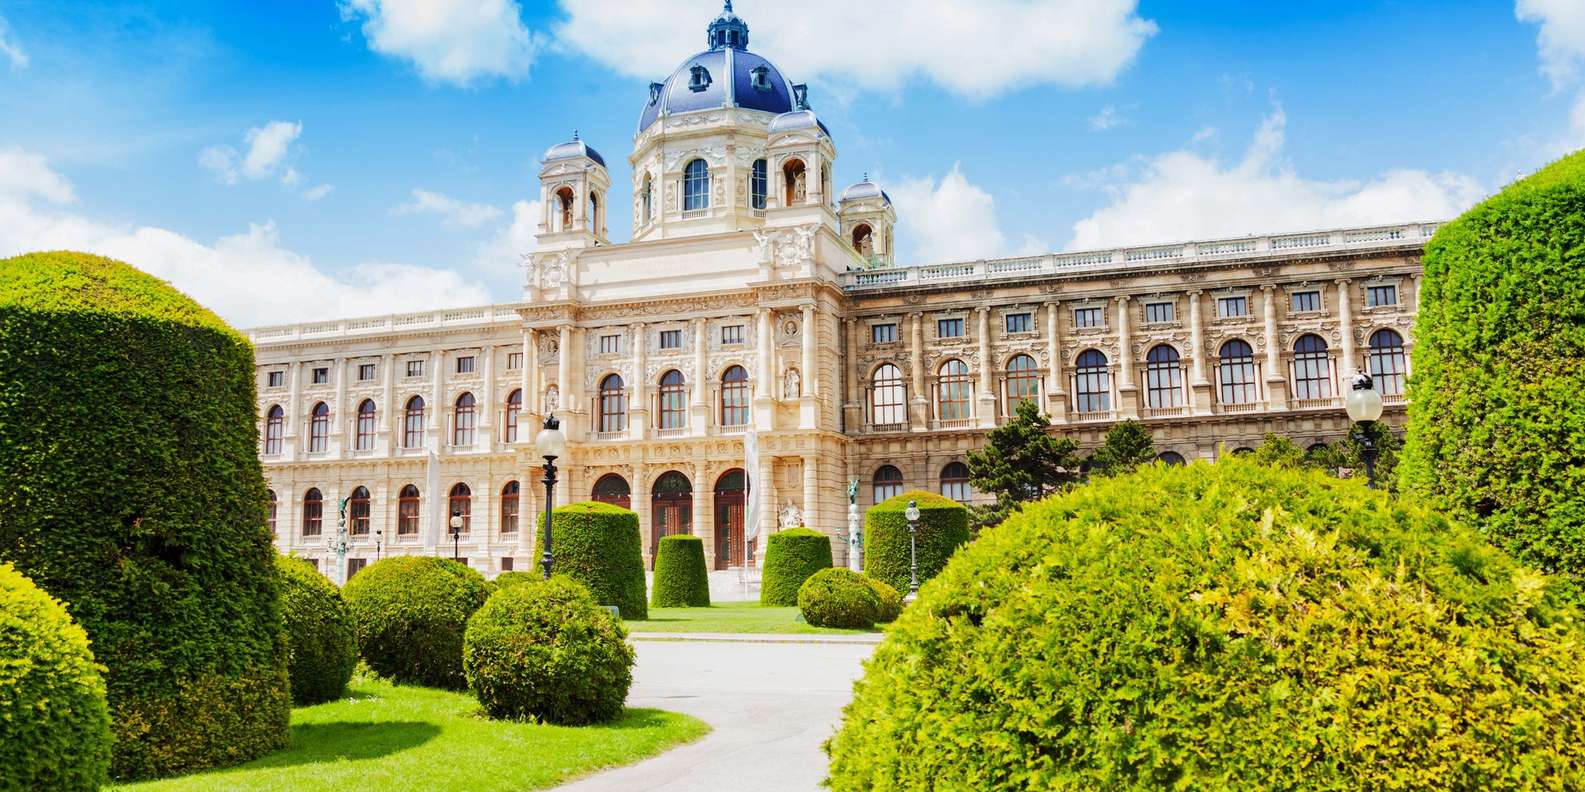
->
<box><xmin>629</xmin><ymin>601</ymin><xmax>879</xmax><ymax>634</ymax></box>
<box><xmin>110</xmin><ymin>677</ymin><xmax>709</xmax><ymax>792</ymax></box>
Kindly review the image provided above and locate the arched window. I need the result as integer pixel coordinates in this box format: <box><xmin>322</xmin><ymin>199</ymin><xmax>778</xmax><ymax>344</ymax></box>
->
<box><xmin>1158</xmin><ymin>451</ymin><xmax>1187</xmax><ymax>465</ymax></box>
<box><xmin>453</xmin><ymin>392</ymin><xmax>476</xmax><ymax>446</ymax></box>
<box><xmin>499</xmin><ymin>481</ymin><xmax>519</xmax><ymax>535</ymax></box>
<box><xmin>593</xmin><ymin>474</ymin><xmax>632</xmax><ymax>508</ymax></box>
<box><xmin>783</xmin><ymin>159</ymin><xmax>807</xmax><ymax>206</ymax></box>
<box><xmin>683</xmin><ymin>159</ymin><xmax>710</xmax><ymax>211</ymax></box>
<box><xmin>1218</xmin><ymin>340</ymin><xmax>1258</xmax><ymax>405</ymax></box>
<box><xmin>264</xmin><ymin>405</ymin><xmax>284</xmax><ymax>455</ymax></box>
<box><xmin>871</xmin><ymin>363</ymin><xmax>906</xmax><ymax>426</ymax></box>
<box><xmin>355</xmin><ymin>399</ymin><xmax>377</xmax><ymax>451</ymax></box>
<box><xmin>720</xmin><ymin>366</ymin><xmax>749</xmax><ymax>426</ymax></box>
<box><xmin>302</xmin><ymin>488</ymin><xmax>323</xmax><ymax>537</ymax></box>
<box><xmin>659</xmin><ymin>369</ymin><xmax>687</xmax><ymax>429</ymax></box>
<box><xmin>556</xmin><ymin>187</ymin><xmax>574</xmax><ymax>230</ymax></box>
<box><xmin>598</xmin><ymin>374</ymin><xmax>626</xmax><ymax>433</ymax></box>
<box><xmin>1074</xmin><ymin>350</ymin><xmax>1110</xmax><ymax>413</ymax></box>
<box><xmin>1292</xmin><ymin>334</ymin><xmax>1332</xmax><ymax>400</ymax></box>
<box><xmin>750</xmin><ymin>159</ymin><xmax>767</xmax><ymax>210</ymax></box>
<box><xmin>1368</xmin><ymin>329</ymin><xmax>1407</xmax><ymax>396</ymax></box>
<box><xmin>642</xmin><ymin>173</ymin><xmax>653</xmax><ymax>222</ymax></box>
<box><xmin>449</xmin><ymin>483</ymin><xmax>472</xmax><ymax>532</ymax></box>
<box><xmin>1232</xmin><ymin>447</ymin><xmax>1256</xmax><ymax>456</ymax></box>
<box><xmin>504</xmin><ymin>389</ymin><xmax>522</xmax><ymax>443</ymax></box>
<box><xmin>937</xmin><ymin>359</ymin><xmax>972</xmax><ymax>422</ymax></box>
<box><xmin>397</xmin><ymin>485</ymin><xmax>420</xmax><ymax>535</ymax></box>
<box><xmin>1145</xmin><ymin>345</ymin><xmax>1184</xmax><ymax>409</ymax></box>
<box><xmin>587</xmin><ymin>191</ymin><xmax>599</xmax><ymax>232</ymax></box>
<box><xmin>266</xmin><ymin>489</ymin><xmax>277</xmax><ymax>536</ymax></box>
<box><xmin>308</xmin><ymin>402</ymin><xmax>330</xmax><ymax>453</ymax></box>
<box><xmin>1005</xmin><ymin>354</ymin><xmax>1039</xmax><ymax>414</ymax></box>
<box><xmin>349</xmin><ymin>486</ymin><xmax>370</xmax><ymax>535</ymax></box>
<box><xmin>852</xmin><ymin>224</ymin><xmax>874</xmax><ymax>258</ymax></box>
<box><xmin>940</xmin><ymin>462</ymin><xmax>972</xmax><ymax>502</ymax></box>
<box><xmin>404</xmin><ymin>396</ymin><xmax>426</xmax><ymax>448</ymax></box>
<box><xmin>872</xmin><ymin>465</ymin><xmax>903</xmax><ymax>503</ymax></box>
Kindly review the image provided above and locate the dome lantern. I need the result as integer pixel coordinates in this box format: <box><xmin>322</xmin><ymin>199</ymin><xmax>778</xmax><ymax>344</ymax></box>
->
<box><xmin>707</xmin><ymin>1</ymin><xmax>749</xmax><ymax>50</ymax></box>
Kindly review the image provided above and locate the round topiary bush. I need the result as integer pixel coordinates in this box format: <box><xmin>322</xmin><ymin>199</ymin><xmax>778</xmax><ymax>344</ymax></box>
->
<box><xmin>0</xmin><ymin>562</ymin><xmax>112</xmax><ymax>791</ymax></box>
<box><xmin>1401</xmin><ymin>150</ymin><xmax>1585</xmax><ymax>578</ymax></box>
<box><xmin>797</xmin><ymin>568</ymin><xmax>882</xmax><ymax>629</ymax></box>
<box><xmin>0</xmin><ymin>252</ymin><xmax>288</xmax><ymax>779</ymax></box>
<box><xmin>492</xmin><ymin>571</ymin><xmax>537</xmax><ymax>590</ymax></box>
<box><xmin>464</xmin><ymin>576</ymin><xmax>634</xmax><ymax>725</ymax></box>
<box><xmin>275</xmin><ymin>556</ymin><xmax>357</xmax><ymax>706</ymax></box>
<box><xmin>867</xmin><ymin>577</ymin><xmax>902</xmax><ymax>624</ymax></box>
<box><xmin>342</xmin><ymin>556</ymin><xmax>491</xmax><ymax>690</ymax></box>
<box><xmin>760</xmin><ymin>528</ymin><xmax>834</xmax><ymax>606</ymax></box>
<box><xmin>863</xmin><ymin>491</ymin><xmax>969</xmax><ymax>596</ymax></box>
<box><xmin>532</xmin><ymin>501</ymin><xmax>647</xmax><ymax>620</ymax></box>
<box><xmin>826</xmin><ymin>459</ymin><xmax>1585</xmax><ymax>790</ymax></box>
<box><xmin>651</xmin><ymin>535</ymin><xmax>710</xmax><ymax>607</ymax></box>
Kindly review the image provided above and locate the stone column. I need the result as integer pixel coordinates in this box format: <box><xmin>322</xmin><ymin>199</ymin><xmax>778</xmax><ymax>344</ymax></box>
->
<box><xmin>1187</xmin><ymin>290</ymin><xmax>1212</xmax><ymax>414</ymax></box>
<box><xmin>631</xmin><ymin>462</ymin><xmax>649</xmax><ymax>565</ymax></box>
<box><xmin>801</xmin><ymin>454</ymin><xmax>818</xmax><ymax>532</ymax></box>
<box><xmin>755</xmin><ymin>308</ymin><xmax>775</xmax><ymax>430</ymax></box>
<box><xmin>692</xmin><ymin>459</ymin><xmax>711</xmax><ymax>565</ymax></box>
<box><xmin>630</xmin><ymin>322</ymin><xmax>648</xmax><ymax>439</ymax></box>
<box><xmin>479</xmin><ymin>345</ymin><xmax>495</xmax><ymax>451</ymax></box>
<box><xmin>1410</xmin><ymin>273</ymin><xmax>1422</xmax><ymax>313</ymax></box>
<box><xmin>800</xmin><ymin>304</ymin><xmax>817</xmax><ymax>428</ymax></box>
<box><xmin>1261</xmin><ymin>285</ymin><xmax>1288</xmax><ymax>410</ymax></box>
<box><xmin>380</xmin><ymin>352</ymin><xmax>395</xmax><ymax>454</ymax></box>
<box><xmin>522</xmin><ymin>328</ymin><xmax>537</xmax><ymax>423</ymax></box>
<box><xmin>909</xmin><ymin>312</ymin><xmax>927</xmax><ymax>429</ymax></box>
<box><xmin>1336</xmin><ymin>279</ymin><xmax>1356</xmax><ymax>380</ymax></box>
<box><xmin>557</xmin><ymin>324</ymin><xmax>572</xmax><ymax>422</ymax></box>
<box><xmin>332</xmin><ymin>356</ymin><xmax>347</xmax><ymax>456</ymax></box>
<box><xmin>518</xmin><ymin>460</ymin><xmax>535</xmax><ymax>557</ymax></box>
<box><xmin>1115</xmin><ymin>296</ymin><xmax>1139</xmax><ymax>418</ymax></box>
<box><xmin>976</xmin><ymin>307</ymin><xmax>996</xmax><ymax>427</ymax></box>
<box><xmin>286</xmin><ymin>361</ymin><xmax>301</xmax><ymax>460</ymax></box>
<box><xmin>842</xmin><ymin>317</ymin><xmax>861</xmax><ymax>431</ymax></box>
<box><xmin>755</xmin><ymin>456</ymin><xmax>774</xmax><ymax>561</ymax></box>
<box><xmin>1045</xmin><ymin>301</ymin><xmax>1068</xmax><ymax>422</ymax></box>
<box><xmin>429</xmin><ymin>350</ymin><xmax>445</xmax><ymax>449</ymax></box>
<box><xmin>691</xmin><ymin>317</ymin><xmax>709</xmax><ymax>435</ymax></box>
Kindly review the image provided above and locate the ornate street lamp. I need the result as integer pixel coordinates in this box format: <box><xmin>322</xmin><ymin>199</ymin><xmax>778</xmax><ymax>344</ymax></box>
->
<box><xmin>535</xmin><ymin>413</ymin><xmax>567</xmax><ymax>580</ymax></box>
<box><xmin>448</xmin><ymin>509</ymin><xmax>464</xmax><ymax>562</ymax></box>
<box><xmin>1345</xmin><ymin>372</ymin><xmax>1385</xmax><ymax>489</ymax></box>
<box><xmin>374</xmin><ymin>528</ymin><xmax>383</xmax><ymax>561</ymax></box>
<box><xmin>903</xmin><ymin>499</ymin><xmax>921</xmax><ymax>603</ymax></box>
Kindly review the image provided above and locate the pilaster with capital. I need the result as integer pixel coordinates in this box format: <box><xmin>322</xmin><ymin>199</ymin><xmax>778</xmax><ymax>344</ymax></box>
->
<box><xmin>1186</xmin><ymin>290</ymin><xmax>1213</xmax><ymax>413</ymax></box>
<box><xmin>755</xmin><ymin>308</ymin><xmax>775</xmax><ymax>430</ymax></box>
<box><xmin>909</xmin><ymin>312</ymin><xmax>927</xmax><ymax>429</ymax></box>
<box><xmin>843</xmin><ymin>317</ymin><xmax>861</xmax><ymax>431</ymax></box>
<box><xmin>690</xmin><ymin>317</ymin><xmax>709</xmax><ymax>436</ymax></box>
<box><xmin>331</xmin><ymin>356</ymin><xmax>347</xmax><ymax>456</ymax></box>
<box><xmin>1115</xmin><ymin>296</ymin><xmax>1139</xmax><ymax>418</ymax></box>
<box><xmin>1336</xmin><ymin>279</ymin><xmax>1356</xmax><ymax>380</ymax></box>
<box><xmin>802</xmin><ymin>455</ymin><xmax>819</xmax><ymax>533</ymax></box>
<box><xmin>1045</xmin><ymin>301</ymin><xmax>1068</xmax><ymax>421</ymax></box>
<box><xmin>976</xmin><ymin>307</ymin><xmax>996</xmax><ymax>427</ymax></box>
<box><xmin>630</xmin><ymin>322</ymin><xmax>648</xmax><ymax>440</ymax></box>
<box><xmin>800</xmin><ymin>303</ymin><xmax>818</xmax><ymax>428</ymax></box>
<box><xmin>692</xmin><ymin>458</ymin><xmax>711</xmax><ymax>565</ymax></box>
<box><xmin>1261</xmin><ymin>285</ymin><xmax>1288</xmax><ymax>410</ymax></box>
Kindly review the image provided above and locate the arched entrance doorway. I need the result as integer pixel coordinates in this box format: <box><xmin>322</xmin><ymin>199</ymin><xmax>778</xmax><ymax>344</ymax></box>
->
<box><xmin>592</xmin><ymin>473</ymin><xmax>631</xmax><ymax>509</ymax></box>
<box><xmin>713</xmin><ymin>469</ymin><xmax>746</xmax><ymax>569</ymax></box>
<box><xmin>651</xmin><ymin>471</ymin><xmax>692</xmax><ymax>565</ymax></box>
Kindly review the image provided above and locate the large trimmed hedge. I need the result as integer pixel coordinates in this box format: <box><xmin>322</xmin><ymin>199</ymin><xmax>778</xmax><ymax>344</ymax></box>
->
<box><xmin>0</xmin><ymin>252</ymin><xmax>289</xmax><ymax>779</ymax></box>
<box><xmin>275</xmin><ymin>556</ymin><xmax>357</xmax><ymax>705</ymax></box>
<box><xmin>1</xmin><ymin>562</ymin><xmax>112</xmax><ymax>791</ymax></box>
<box><xmin>863</xmin><ymin>491</ymin><xmax>969</xmax><ymax>595</ymax></box>
<box><xmin>342</xmin><ymin>556</ymin><xmax>492</xmax><ymax>690</ymax></box>
<box><xmin>1401</xmin><ymin>150</ymin><xmax>1585</xmax><ymax>578</ymax></box>
<box><xmin>532</xmin><ymin>501</ymin><xmax>647</xmax><ymax>620</ymax></box>
<box><xmin>826</xmin><ymin>459</ymin><xmax>1585</xmax><ymax>790</ymax></box>
<box><xmin>651</xmin><ymin>534</ymin><xmax>710</xmax><ymax>607</ymax></box>
<box><xmin>760</xmin><ymin>528</ymin><xmax>833</xmax><ymax>606</ymax></box>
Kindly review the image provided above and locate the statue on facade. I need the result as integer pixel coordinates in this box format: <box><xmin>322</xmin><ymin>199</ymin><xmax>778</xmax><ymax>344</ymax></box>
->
<box><xmin>792</xmin><ymin>168</ymin><xmax>807</xmax><ymax>203</ymax></box>
<box><xmin>778</xmin><ymin>501</ymin><xmax>803</xmax><ymax>530</ymax></box>
<box><xmin>545</xmin><ymin>385</ymin><xmax>559</xmax><ymax>411</ymax></box>
<box><xmin>783</xmin><ymin>367</ymin><xmax>801</xmax><ymax>399</ymax></box>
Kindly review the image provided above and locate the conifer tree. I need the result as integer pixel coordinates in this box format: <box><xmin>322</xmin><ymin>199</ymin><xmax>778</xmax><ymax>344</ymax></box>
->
<box><xmin>966</xmin><ymin>400</ymin><xmax>1082</xmax><ymax>530</ymax></box>
<box><xmin>1087</xmin><ymin>420</ymin><xmax>1157</xmax><ymax>476</ymax></box>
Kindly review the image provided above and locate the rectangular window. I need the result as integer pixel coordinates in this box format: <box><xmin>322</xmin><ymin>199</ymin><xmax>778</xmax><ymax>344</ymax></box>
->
<box><xmin>659</xmin><ymin>329</ymin><xmax>682</xmax><ymax>349</ymax></box>
<box><xmin>936</xmin><ymin>318</ymin><xmax>964</xmax><ymax>338</ymax></box>
<box><xmin>1216</xmin><ymin>296</ymin><xmax>1249</xmax><ymax>318</ymax></box>
<box><xmin>1004</xmin><ymin>312</ymin><xmax>1032</xmax><ymax>334</ymax></box>
<box><xmin>1144</xmin><ymin>302</ymin><xmax>1175</xmax><ymax>324</ymax></box>
<box><xmin>506</xmin><ymin>352</ymin><xmax>523</xmax><ymax>370</ymax></box>
<box><xmin>721</xmin><ymin>325</ymin><xmax>745</xmax><ymax>345</ymax></box>
<box><xmin>347</xmin><ymin>558</ymin><xmax>367</xmax><ymax>579</ymax></box>
<box><xmin>1073</xmin><ymin>307</ymin><xmax>1104</xmax><ymax>329</ymax></box>
<box><xmin>267</xmin><ymin>371</ymin><xmax>284</xmax><ymax>388</ymax></box>
<box><xmin>1367</xmin><ymin>284</ymin><xmax>1398</xmax><ymax>307</ymax></box>
<box><xmin>455</xmin><ymin>356</ymin><xmax>475</xmax><ymax>374</ymax></box>
<box><xmin>311</xmin><ymin>367</ymin><xmax>329</xmax><ymax>385</ymax></box>
<box><xmin>871</xmin><ymin>323</ymin><xmax>897</xmax><ymax>343</ymax></box>
<box><xmin>406</xmin><ymin>359</ymin><xmax>424</xmax><ymax>378</ymax></box>
<box><xmin>500</xmin><ymin>557</ymin><xmax>514</xmax><ymax>572</ymax></box>
<box><xmin>358</xmin><ymin>363</ymin><xmax>377</xmax><ymax>381</ymax></box>
<box><xmin>599</xmin><ymin>334</ymin><xmax>620</xmax><ymax>354</ymax></box>
<box><xmin>1291</xmin><ymin>291</ymin><xmax>1321</xmax><ymax>312</ymax></box>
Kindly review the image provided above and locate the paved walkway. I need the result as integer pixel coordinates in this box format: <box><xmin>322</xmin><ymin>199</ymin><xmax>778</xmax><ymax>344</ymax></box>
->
<box><xmin>555</xmin><ymin>639</ymin><xmax>875</xmax><ymax>791</ymax></box>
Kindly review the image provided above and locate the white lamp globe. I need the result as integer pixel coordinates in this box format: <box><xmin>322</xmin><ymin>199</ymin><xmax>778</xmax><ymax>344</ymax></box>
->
<box><xmin>1345</xmin><ymin>374</ymin><xmax>1384</xmax><ymax>423</ymax></box>
<box><xmin>535</xmin><ymin>414</ymin><xmax>567</xmax><ymax>459</ymax></box>
<box><xmin>905</xmin><ymin>500</ymin><xmax>920</xmax><ymax>522</ymax></box>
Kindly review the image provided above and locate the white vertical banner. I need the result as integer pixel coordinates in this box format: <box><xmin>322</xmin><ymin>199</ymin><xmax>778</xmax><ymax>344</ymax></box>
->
<box><xmin>426</xmin><ymin>448</ymin><xmax>441</xmax><ymax>549</ymax></box>
<box><xmin>743</xmin><ymin>429</ymin><xmax>761</xmax><ymax>555</ymax></box>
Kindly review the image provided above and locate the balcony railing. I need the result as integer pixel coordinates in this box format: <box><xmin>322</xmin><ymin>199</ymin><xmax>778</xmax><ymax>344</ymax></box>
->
<box><xmin>248</xmin><ymin>303</ymin><xmax>525</xmax><ymax>343</ymax></box>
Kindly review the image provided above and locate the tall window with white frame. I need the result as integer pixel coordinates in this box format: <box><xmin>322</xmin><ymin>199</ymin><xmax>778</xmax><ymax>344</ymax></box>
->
<box><xmin>1004</xmin><ymin>354</ymin><xmax>1039</xmax><ymax>414</ymax></box>
<box><xmin>870</xmin><ymin>363</ymin><xmax>906</xmax><ymax>426</ymax></box>
<box><xmin>403</xmin><ymin>396</ymin><xmax>426</xmax><ymax>448</ymax></box>
<box><xmin>266</xmin><ymin>490</ymin><xmax>277</xmax><ymax>536</ymax></box>
<box><xmin>872</xmin><ymin>465</ymin><xmax>903</xmax><ymax>504</ymax></box>
<box><xmin>720</xmin><ymin>366</ymin><xmax>749</xmax><ymax>426</ymax></box>
<box><xmin>1291</xmin><ymin>334</ymin><xmax>1333</xmax><ymax>400</ymax></box>
<box><xmin>1145</xmin><ymin>344</ymin><xmax>1184</xmax><ymax>408</ymax></box>
<box><xmin>453</xmin><ymin>392</ymin><xmax>476</xmax><ymax>446</ymax></box>
<box><xmin>504</xmin><ymin>389</ymin><xmax>522</xmax><ymax>443</ymax></box>
<box><xmin>1368</xmin><ymin>329</ymin><xmax>1407</xmax><ymax>396</ymax></box>
<box><xmin>683</xmin><ymin>159</ymin><xmax>710</xmax><ymax>211</ymax></box>
<box><xmin>499</xmin><ymin>481</ymin><xmax>520</xmax><ymax>536</ymax></box>
<box><xmin>1218</xmin><ymin>340</ymin><xmax>1258</xmax><ymax>404</ymax></box>
<box><xmin>936</xmin><ymin>359</ymin><xmax>972</xmax><ymax>422</ymax></box>
<box><xmin>302</xmin><ymin>488</ymin><xmax>323</xmax><ymax>538</ymax></box>
<box><xmin>398</xmin><ymin>485</ymin><xmax>420</xmax><ymax>535</ymax></box>
<box><xmin>940</xmin><ymin>462</ymin><xmax>972</xmax><ymax>502</ymax></box>
<box><xmin>264</xmin><ymin>405</ymin><xmax>284</xmax><ymax>454</ymax></box>
<box><xmin>599</xmin><ymin>374</ymin><xmax>627</xmax><ymax>433</ymax></box>
<box><xmin>308</xmin><ymin>402</ymin><xmax>330</xmax><ymax>453</ymax></box>
<box><xmin>659</xmin><ymin>370</ymin><xmax>687</xmax><ymax>430</ymax></box>
<box><xmin>750</xmin><ymin>159</ymin><xmax>767</xmax><ymax>210</ymax></box>
<box><xmin>349</xmin><ymin>486</ymin><xmax>370</xmax><ymax>535</ymax></box>
<box><xmin>448</xmin><ymin>483</ymin><xmax>471</xmax><ymax>532</ymax></box>
<box><xmin>1074</xmin><ymin>350</ymin><xmax>1111</xmax><ymax>413</ymax></box>
<box><xmin>355</xmin><ymin>399</ymin><xmax>377</xmax><ymax>450</ymax></box>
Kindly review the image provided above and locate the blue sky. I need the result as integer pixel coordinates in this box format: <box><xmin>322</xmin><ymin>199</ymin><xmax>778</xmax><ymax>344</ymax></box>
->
<box><xmin>1</xmin><ymin>0</ymin><xmax>1581</xmax><ymax>327</ymax></box>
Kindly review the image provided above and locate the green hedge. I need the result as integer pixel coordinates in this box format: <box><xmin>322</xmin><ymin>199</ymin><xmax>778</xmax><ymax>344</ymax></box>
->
<box><xmin>464</xmin><ymin>576</ymin><xmax>634</xmax><ymax>725</ymax></box>
<box><xmin>275</xmin><ymin>556</ymin><xmax>357</xmax><ymax>706</ymax></box>
<box><xmin>341</xmin><ymin>556</ymin><xmax>491</xmax><ymax>690</ymax></box>
<box><xmin>826</xmin><ymin>459</ymin><xmax>1585</xmax><ymax>790</ymax></box>
<box><xmin>797</xmin><ymin>568</ymin><xmax>882</xmax><ymax>629</ymax></box>
<box><xmin>863</xmin><ymin>491</ymin><xmax>969</xmax><ymax>595</ymax></box>
<box><xmin>1401</xmin><ymin>150</ymin><xmax>1585</xmax><ymax>577</ymax></box>
<box><xmin>0</xmin><ymin>562</ymin><xmax>112</xmax><ymax>791</ymax></box>
<box><xmin>532</xmin><ymin>501</ymin><xmax>647</xmax><ymax>620</ymax></box>
<box><xmin>651</xmin><ymin>535</ymin><xmax>710</xmax><ymax>608</ymax></box>
<box><xmin>868</xmin><ymin>577</ymin><xmax>902</xmax><ymax>624</ymax></box>
<box><xmin>760</xmin><ymin>528</ymin><xmax>833</xmax><ymax>606</ymax></box>
<box><xmin>0</xmin><ymin>252</ymin><xmax>289</xmax><ymax>780</ymax></box>
<box><xmin>492</xmin><ymin>571</ymin><xmax>537</xmax><ymax>590</ymax></box>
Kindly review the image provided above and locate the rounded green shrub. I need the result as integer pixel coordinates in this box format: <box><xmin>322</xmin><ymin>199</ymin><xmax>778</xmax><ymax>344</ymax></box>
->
<box><xmin>651</xmin><ymin>535</ymin><xmax>710</xmax><ymax>607</ymax></box>
<box><xmin>760</xmin><ymin>528</ymin><xmax>834</xmax><ymax>606</ymax></box>
<box><xmin>532</xmin><ymin>501</ymin><xmax>647</xmax><ymax>620</ymax></box>
<box><xmin>1401</xmin><ymin>150</ymin><xmax>1585</xmax><ymax>577</ymax></box>
<box><xmin>464</xmin><ymin>576</ymin><xmax>634</xmax><ymax>725</ymax></box>
<box><xmin>826</xmin><ymin>459</ymin><xmax>1585</xmax><ymax>790</ymax></box>
<box><xmin>0</xmin><ymin>252</ymin><xmax>288</xmax><ymax>779</ymax></box>
<box><xmin>0</xmin><ymin>562</ymin><xmax>112</xmax><ymax>791</ymax></box>
<box><xmin>797</xmin><ymin>568</ymin><xmax>882</xmax><ymax>629</ymax></box>
<box><xmin>863</xmin><ymin>491</ymin><xmax>969</xmax><ymax>595</ymax></box>
<box><xmin>275</xmin><ymin>556</ymin><xmax>357</xmax><ymax>706</ymax></box>
<box><xmin>867</xmin><ymin>577</ymin><xmax>902</xmax><ymax>624</ymax></box>
<box><xmin>492</xmin><ymin>571</ymin><xmax>537</xmax><ymax>590</ymax></box>
<box><xmin>342</xmin><ymin>556</ymin><xmax>491</xmax><ymax>690</ymax></box>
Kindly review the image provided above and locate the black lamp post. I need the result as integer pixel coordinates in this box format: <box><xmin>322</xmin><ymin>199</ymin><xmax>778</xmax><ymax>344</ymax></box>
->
<box><xmin>904</xmin><ymin>499</ymin><xmax>921</xmax><ymax>603</ymax></box>
<box><xmin>374</xmin><ymin>529</ymin><xmax>383</xmax><ymax>561</ymax></box>
<box><xmin>535</xmin><ymin>414</ymin><xmax>567</xmax><ymax>580</ymax></box>
<box><xmin>1345</xmin><ymin>373</ymin><xmax>1386</xmax><ymax>489</ymax></box>
<box><xmin>448</xmin><ymin>509</ymin><xmax>463</xmax><ymax>562</ymax></box>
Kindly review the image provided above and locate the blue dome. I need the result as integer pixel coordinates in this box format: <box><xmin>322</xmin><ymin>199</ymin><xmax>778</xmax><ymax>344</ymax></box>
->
<box><xmin>544</xmin><ymin>137</ymin><xmax>605</xmax><ymax>168</ymax></box>
<box><xmin>637</xmin><ymin>5</ymin><xmax>802</xmax><ymax>134</ymax></box>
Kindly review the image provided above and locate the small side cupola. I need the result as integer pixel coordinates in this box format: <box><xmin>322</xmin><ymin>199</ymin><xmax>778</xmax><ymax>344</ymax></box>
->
<box><xmin>707</xmin><ymin>1</ymin><xmax>749</xmax><ymax>50</ymax></box>
<box><xmin>839</xmin><ymin>176</ymin><xmax>897</xmax><ymax>268</ymax></box>
<box><xmin>537</xmin><ymin>131</ymin><xmax>611</xmax><ymax>249</ymax></box>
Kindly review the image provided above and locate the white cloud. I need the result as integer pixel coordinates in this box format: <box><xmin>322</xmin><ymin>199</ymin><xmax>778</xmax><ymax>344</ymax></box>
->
<box><xmin>888</xmin><ymin>163</ymin><xmax>1009</xmax><ymax>263</ymax></box>
<box><xmin>302</xmin><ymin>184</ymin><xmax>335</xmax><ymax>202</ymax></box>
<box><xmin>1088</xmin><ymin>105</ymin><xmax>1123</xmax><ymax>131</ymax></box>
<box><xmin>555</xmin><ymin>0</ymin><xmax>1157</xmax><ymax>99</ymax></box>
<box><xmin>1191</xmin><ymin>125</ymin><xmax>1217</xmax><ymax>143</ymax></box>
<box><xmin>1518</xmin><ymin>0</ymin><xmax>1585</xmax><ymax>89</ymax></box>
<box><xmin>200</xmin><ymin>120</ymin><xmax>303</xmax><ymax>185</ymax></box>
<box><xmin>474</xmin><ymin>198</ymin><xmax>541</xmax><ymax>284</ymax></box>
<box><xmin>342</xmin><ymin>0</ymin><xmax>541</xmax><ymax>86</ymax></box>
<box><xmin>0</xmin><ymin>147</ymin><xmax>75</xmax><ymax>203</ymax></box>
<box><xmin>1067</xmin><ymin>106</ymin><xmax>1484</xmax><ymax>250</ymax></box>
<box><xmin>393</xmin><ymin>188</ymin><xmax>504</xmax><ymax>228</ymax></box>
<box><xmin>0</xmin><ymin>16</ymin><xmax>26</xmax><ymax>70</ymax></box>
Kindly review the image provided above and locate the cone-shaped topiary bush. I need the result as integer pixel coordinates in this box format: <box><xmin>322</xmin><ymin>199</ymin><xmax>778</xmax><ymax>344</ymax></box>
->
<box><xmin>0</xmin><ymin>252</ymin><xmax>288</xmax><ymax>779</ymax></box>
<box><xmin>651</xmin><ymin>535</ymin><xmax>710</xmax><ymax>607</ymax></box>
<box><xmin>275</xmin><ymin>556</ymin><xmax>357</xmax><ymax>705</ymax></box>
<box><xmin>863</xmin><ymin>491</ymin><xmax>969</xmax><ymax>595</ymax></box>
<box><xmin>797</xmin><ymin>568</ymin><xmax>882</xmax><ymax>629</ymax></box>
<box><xmin>760</xmin><ymin>528</ymin><xmax>834</xmax><ymax>606</ymax></box>
<box><xmin>532</xmin><ymin>501</ymin><xmax>647</xmax><ymax>620</ymax></box>
<box><xmin>0</xmin><ymin>562</ymin><xmax>112</xmax><ymax>791</ymax></box>
<box><xmin>342</xmin><ymin>556</ymin><xmax>491</xmax><ymax>690</ymax></box>
<box><xmin>464</xmin><ymin>576</ymin><xmax>634</xmax><ymax>725</ymax></box>
<box><xmin>1401</xmin><ymin>150</ymin><xmax>1585</xmax><ymax>577</ymax></box>
<box><xmin>826</xmin><ymin>459</ymin><xmax>1585</xmax><ymax>790</ymax></box>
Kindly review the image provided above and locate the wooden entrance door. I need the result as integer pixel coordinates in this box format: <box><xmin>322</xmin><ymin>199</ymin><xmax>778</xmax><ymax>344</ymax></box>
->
<box><xmin>713</xmin><ymin>468</ymin><xmax>747</xmax><ymax>570</ymax></box>
<box><xmin>650</xmin><ymin>471</ymin><xmax>693</xmax><ymax>568</ymax></box>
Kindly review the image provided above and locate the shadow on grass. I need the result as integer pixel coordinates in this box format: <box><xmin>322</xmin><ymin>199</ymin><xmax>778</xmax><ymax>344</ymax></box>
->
<box><xmin>242</xmin><ymin>721</ymin><xmax>442</xmax><ymax>769</ymax></box>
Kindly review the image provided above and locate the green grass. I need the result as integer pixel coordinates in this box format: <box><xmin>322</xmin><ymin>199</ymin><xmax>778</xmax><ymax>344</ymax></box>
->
<box><xmin>628</xmin><ymin>601</ymin><xmax>879</xmax><ymax>634</ymax></box>
<box><xmin>110</xmin><ymin>677</ymin><xmax>709</xmax><ymax>792</ymax></box>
